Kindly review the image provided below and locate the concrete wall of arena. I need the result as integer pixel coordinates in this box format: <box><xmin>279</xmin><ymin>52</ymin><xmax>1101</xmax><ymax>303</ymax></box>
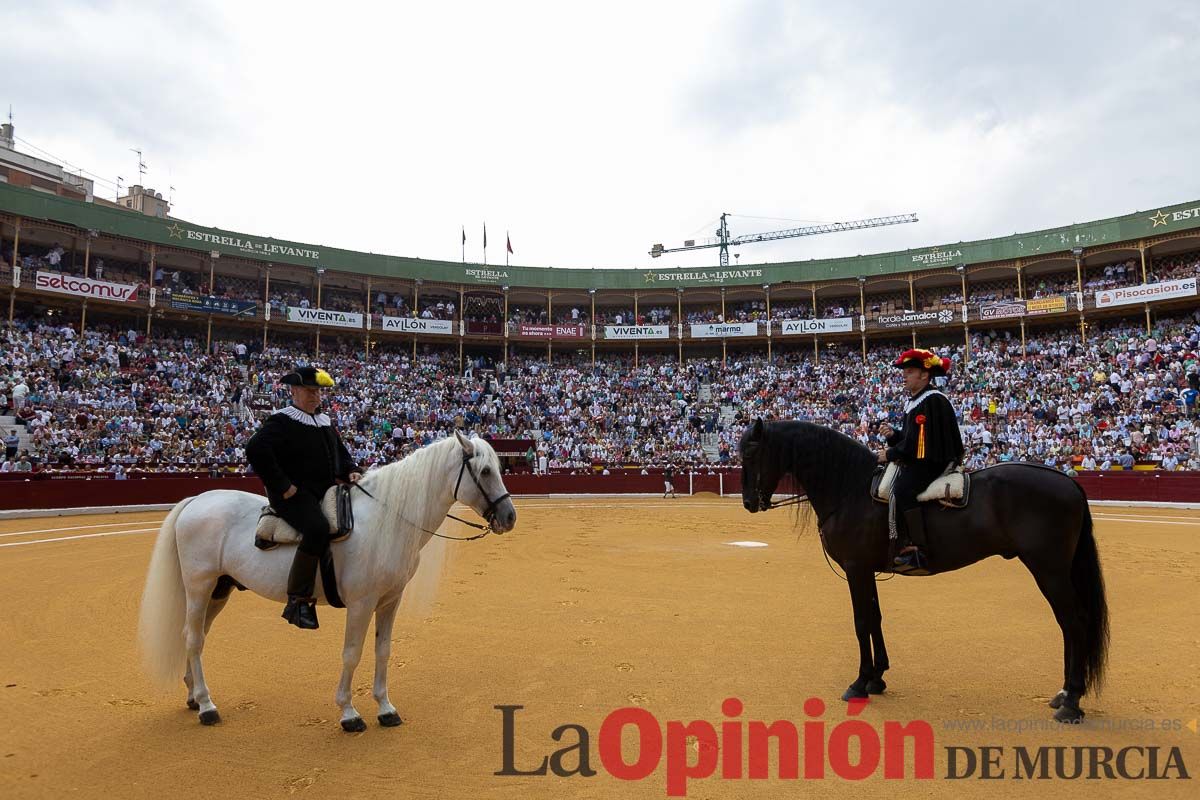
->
<box><xmin>1</xmin><ymin>470</ymin><xmax>1199</xmax><ymax>510</ymax></box>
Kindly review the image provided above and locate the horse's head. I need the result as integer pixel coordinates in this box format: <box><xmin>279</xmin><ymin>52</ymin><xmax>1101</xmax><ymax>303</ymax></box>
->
<box><xmin>739</xmin><ymin>418</ymin><xmax>781</xmax><ymax>513</ymax></box>
<box><xmin>452</xmin><ymin>431</ymin><xmax>517</xmax><ymax>533</ymax></box>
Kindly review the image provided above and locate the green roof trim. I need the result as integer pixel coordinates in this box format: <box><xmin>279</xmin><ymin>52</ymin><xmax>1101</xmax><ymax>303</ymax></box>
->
<box><xmin>3</xmin><ymin>182</ymin><xmax>1199</xmax><ymax>289</ymax></box>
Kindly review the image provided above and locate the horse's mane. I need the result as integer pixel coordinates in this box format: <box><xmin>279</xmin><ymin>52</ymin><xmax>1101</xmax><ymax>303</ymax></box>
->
<box><xmin>765</xmin><ymin>420</ymin><xmax>878</xmax><ymax>507</ymax></box>
<box><xmin>357</xmin><ymin>437</ymin><xmax>459</xmax><ymax>568</ymax></box>
<box><xmin>355</xmin><ymin>435</ymin><xmax>502</xmax><ymax>569</ymax></box>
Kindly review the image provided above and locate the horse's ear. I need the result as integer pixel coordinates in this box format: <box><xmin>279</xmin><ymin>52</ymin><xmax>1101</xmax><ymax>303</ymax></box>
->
<box><xmin>750</xmin><ymin>418</ymin><xmax>764</xmax><ymax>441</ymax></box>
<box><xmin>454</xmin><ymin>429</ymin><xmax>475</xmax><ymax>457</ymax></box>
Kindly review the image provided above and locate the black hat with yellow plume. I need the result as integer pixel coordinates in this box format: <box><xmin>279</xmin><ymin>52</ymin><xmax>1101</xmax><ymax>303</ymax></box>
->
<box><xmin>281</xmin><ymin>366</ymin><xmax>335</xmax><ymax>388</ymax></box>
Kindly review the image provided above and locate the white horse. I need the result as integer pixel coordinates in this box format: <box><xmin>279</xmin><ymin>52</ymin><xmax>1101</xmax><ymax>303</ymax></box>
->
<box><xmin>138</xmin><ymin>432</ymin><xmax>516</xmax><ymax>731</ymax></box>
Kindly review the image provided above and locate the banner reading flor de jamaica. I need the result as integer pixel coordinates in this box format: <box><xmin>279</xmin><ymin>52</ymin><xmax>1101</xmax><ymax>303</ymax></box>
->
<box><xmin>979</xmin><ymin>301</ymin><xmax>1026</xmax><ymax>320</ymax></box>
<box><xmin>874</xmin><ymin>308</ymin><xmax>959</xmax><ymax>329</ymax></box>
<box><xmin>36</xmin><ymin>271</ymin><xmax>139</xmax><ymax>302</ymax></box>
<box><xmin>518</xmin><ymin>323</ymin><xmax>588</xmax><ymax>339</ymax></box>
<box><xmin>285</xmin><ymin>306</ymin><xmax>364</xmax><ymax>329</ymax></box>
<box><xmin>781</xmin><ymin>317</ymin><xmax>854</xmax><ymax>335</ymax></box>
<box><xmin>168</xmin><ymin>291</ymin><xmax>258</xmax><ymax>317</ymax></box>
<box><xmin>380</xmin><ymin>316</ymin><xmax>455</xmax><ymax>335</ymax></box>
<box><xmin>604</xmin><ymin>324</ymin><xmax>670</xmax><ymax>340</ymax></box>
<box><xmin>690</xmin><ymin>322</ymin><xmax>758</xmax><ymax>338</ymax></box>
<box><xmin>1095</xmin><ymin>277</ymin><xmax>1198</xmax><ymax>309</ymax></box>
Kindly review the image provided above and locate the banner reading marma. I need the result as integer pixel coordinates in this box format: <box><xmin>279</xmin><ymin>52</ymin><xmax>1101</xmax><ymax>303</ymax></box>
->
<box><xmin>690</xmin><ymin>322</ymin><xmax>758</xmax><ymax>338</ymax></box>
<box><xmin>36</xmin><ymin>271</ymin><xmax>139</xmax><ymax>302</ymax></box>
<box><xmin>1096</xmin><ymin>277</ymin><xmax>1198</xmax><ymax>308</ymax></box>
<box><xmin>780</xmin><ymin>318</ymin><xmax>854</xmax><ymax>335</ymax></box>
<box><xmin>286</xmin><ymin>307</ymin><xmax>364</xmax><ymax>329</ymax></box>
<box><xmin>518</xmin><ymin>323</ymin><xmax>588</xmax><ymax>338</ymax></box>
<box><xmin>380</xmin><ymin>316</ymin><xmax>455</xmax><ymax>334</ymax></box>
<box><xmin>604</xmin><ymin>324</ymin><xmax>670</xmax><ymax>340</ymax></box>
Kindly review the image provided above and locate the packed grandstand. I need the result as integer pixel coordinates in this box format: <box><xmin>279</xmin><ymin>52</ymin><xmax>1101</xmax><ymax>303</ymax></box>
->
<box><xmin>2</xmin><ymin>183</ymin><xmax>1200</xmax><ymax>478</ymax></box>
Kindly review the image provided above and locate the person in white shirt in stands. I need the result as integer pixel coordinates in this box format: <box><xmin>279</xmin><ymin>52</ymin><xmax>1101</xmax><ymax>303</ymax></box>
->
<box><xmin>0</xmin><ymin>457</ymin><xmax>13</xmax><ymax>473</ymax></box>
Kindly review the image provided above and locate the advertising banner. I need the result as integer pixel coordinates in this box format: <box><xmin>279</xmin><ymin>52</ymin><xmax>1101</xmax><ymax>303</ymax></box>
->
<box><xmin>518</xmin><ymin>323</ymin><xmax>588</xmax><ymax>338</ymax></box>
<box><xmin>604</xmin><ymin>324</ymin><xmax>670</xmax><ymax>340</ymax></box>
<box><xmin>780</xmin><ymin>317</ymin><xmax>854</xmax><ymax>335</ymax></box>
<box><xmin>690</xmin><ymin>322</ymin><xmax>759</xmax><ymax>338</ymax></box>
<box><xmin>979</xmin><ymin>301</ymin><xmax>1026</xmax><ymax>320</ymax></box>
<box><xmin>1025</xmin><ymin>295</ymin><xmax>1068</xmax><ymax>315</ymax></box>
<box><xmin>36</xmin><ymin>271</ymin><xmax>139</xmax><ymax>302</ymax></box>
<box><xmin>168</xmin><ymin>291</ymin><xmax>258</xmax><ymax>317</ymax></box>
<box><xmin>286</xmin><ymin>307</ymin><xmax>364</xmax><ymax>329</ymax></box>
<box><xmin>874</xmin><ymin>308</ymin><xmax>959</xmax><ymax>329</ymax></box>
<box><xmin>380</xmin><ymin>316</ymin><xmax>455</xmax><ymax>334</ymax></box>
<box><xmin>1095</xmin><ymin>278</ymin><xmax>1197</xmax><ymax>308</ymax></box>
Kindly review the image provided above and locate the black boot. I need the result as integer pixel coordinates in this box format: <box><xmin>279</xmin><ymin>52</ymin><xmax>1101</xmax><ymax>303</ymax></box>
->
<box><xmin>894</xmin><ymin>508</ymin><xmax>930</xmax><ymax>573</ymax></box>
<box><xmin>282</xmin><ymin>550</ymin><xmax>320</xmax><ymax>630</ymax></box>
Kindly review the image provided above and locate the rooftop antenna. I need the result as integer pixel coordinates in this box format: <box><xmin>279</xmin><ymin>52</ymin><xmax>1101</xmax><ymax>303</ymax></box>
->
<box><xmin>116</xmin><ymin>176</ymin><xmax>124</xmax><ymax>201</ymax></box>
<box><xmin>169</xmin><ymin>184</ymin><xmax>176</xmax><ymax>205</ymax></box>
<box><xmin>130</xmin><ymin>147</ymin><xmax>146</xmax><ymax>185</ymax></box>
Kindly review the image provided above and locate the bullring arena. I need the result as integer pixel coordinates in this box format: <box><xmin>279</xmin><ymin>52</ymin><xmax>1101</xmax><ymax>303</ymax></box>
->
<box><xmin>2</xmin><ymin>496</ymin><xmax>1199</xmax><ymax>798</ymax></box>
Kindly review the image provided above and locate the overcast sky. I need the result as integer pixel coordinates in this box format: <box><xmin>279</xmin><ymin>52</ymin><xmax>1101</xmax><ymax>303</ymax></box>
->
<box><xmin>4</xmin><ymin>0</ymin><xmax>1199</xmax><ymax>270</ymax></box>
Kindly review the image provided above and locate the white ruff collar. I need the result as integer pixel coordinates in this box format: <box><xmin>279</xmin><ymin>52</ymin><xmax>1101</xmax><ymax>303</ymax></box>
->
<box><xmin>904</xmin><ymin>388</ymin><xmax>945</xmax><ymax>414</ymax></box>
<box><xmin>277</xmin><ymin>405</ymin><xmax>331</xmax><ymax>427</ymax></box>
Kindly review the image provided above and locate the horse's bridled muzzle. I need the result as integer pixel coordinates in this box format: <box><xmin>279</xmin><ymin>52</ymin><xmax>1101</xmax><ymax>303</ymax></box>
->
<box><xmin>491</xmin><ymin>501</ymin><xmax>517</xmax><ymax>533</ymax></box>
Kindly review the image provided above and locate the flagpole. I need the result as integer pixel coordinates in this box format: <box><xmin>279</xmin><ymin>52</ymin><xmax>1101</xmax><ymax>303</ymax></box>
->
<box><xmin>483</xmin><ymin>222</ymin><xmax>487</xmax><ymax>266</ymax></box>
<box><xmin>506</xmin><ymin>229</ymin><xmax>509</xmax><ymax>267</ymax></box>
<box><xmin>461</xmin><ymin>226</ymin><xmax>465</xmax><ymax>263</ymax></box>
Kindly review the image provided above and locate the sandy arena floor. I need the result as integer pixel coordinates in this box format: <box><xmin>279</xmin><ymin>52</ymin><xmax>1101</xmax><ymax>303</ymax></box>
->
<box><xmin>0</xmin><ymin>497</ymin><xmax>1198</xmax><ymax>799</ymax></box>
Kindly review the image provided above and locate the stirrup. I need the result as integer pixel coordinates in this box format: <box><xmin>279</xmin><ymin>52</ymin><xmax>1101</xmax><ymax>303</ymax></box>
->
<box><xmin>892</xmin><ymin>548</ymin><xmax>928</xmax><ymax>572</ymax></box>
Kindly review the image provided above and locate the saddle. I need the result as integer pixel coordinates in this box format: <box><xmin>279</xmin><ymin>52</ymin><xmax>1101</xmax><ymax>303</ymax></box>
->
<box><xmin>871</xmin><ymin>462</ymin><xmax>970</xmax><ymax>509</ymax></box>
<box><xmin>254</xmin><ymin>484</ymin><xmax>355</xmax><ymax>550</ymax></box>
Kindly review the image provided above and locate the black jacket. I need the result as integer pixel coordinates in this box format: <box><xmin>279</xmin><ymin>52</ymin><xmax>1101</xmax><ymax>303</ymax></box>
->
<box><xmin>885</xmin><ymin>389</ymin><xmax>964</xmax><ymax>467</ymax></box>
<box><xmin>245</xmin><ymin>406</ymin><xmax>359</xmax><ymax>501</ymax></box>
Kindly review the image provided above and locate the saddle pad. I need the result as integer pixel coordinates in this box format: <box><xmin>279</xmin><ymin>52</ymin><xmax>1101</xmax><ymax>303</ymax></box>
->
<box><xmin>255</xmin><ymin>486</ymin><xmax>351</xmax><ymax>546</ymax></box>
<box><xmin>871</xmin><ymin>463</ymin><xmax>899</xmax><ymax>503</ymax></box>
<box><xmin>917</xmin><ymin>471</ymin><xmax>967</xmax><ymax>505</ymax></box>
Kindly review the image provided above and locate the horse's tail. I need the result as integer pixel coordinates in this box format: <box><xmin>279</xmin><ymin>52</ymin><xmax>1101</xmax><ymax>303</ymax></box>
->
<box><xmin>1072</xmin><ymin>501</ymin><xmax>1109</xmax><ymax>694</ymax></box>
<box><xmin>138</xmin><ymin>496</ymin><xmax>194</xmax><ymax>688</ymax></box>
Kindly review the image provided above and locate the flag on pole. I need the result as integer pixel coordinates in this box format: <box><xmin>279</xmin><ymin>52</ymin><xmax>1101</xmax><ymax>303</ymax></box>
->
<box><xmin>506</xmin><ymin>233</ymin><xmax>513</xmax><ymax>255</ymax></box>
<box><xmin>462</xmin><ymin>226</ymin><xmax>466</xmax><ymax>245</ymax></box>
<box><xmin>483</xmin><ymin>223</ymin><xmax>487</xmax><ymax>249</ymax></box>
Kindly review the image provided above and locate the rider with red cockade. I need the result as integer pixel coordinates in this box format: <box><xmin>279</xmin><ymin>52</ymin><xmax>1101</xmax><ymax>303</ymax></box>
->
<box><xmin>877</xmin><ymin>349</ymin><xmax>964</xmax><ymax>571</ymax></box>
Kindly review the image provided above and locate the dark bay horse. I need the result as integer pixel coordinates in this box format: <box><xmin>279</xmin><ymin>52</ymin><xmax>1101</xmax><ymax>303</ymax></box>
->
<box><xmin>739</xmin><ymin>419</ymin><xmax>1109</xmax><ymax>723</ymax></box>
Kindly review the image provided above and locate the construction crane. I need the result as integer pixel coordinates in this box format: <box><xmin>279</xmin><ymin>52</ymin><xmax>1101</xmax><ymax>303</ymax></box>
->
<box><xmin>649</xmin><ymin>211</ymin><xmax>919</xmax><ymax>267</ymax></box>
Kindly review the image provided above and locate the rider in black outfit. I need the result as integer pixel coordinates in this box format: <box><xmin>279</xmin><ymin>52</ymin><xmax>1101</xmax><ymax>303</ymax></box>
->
<box><xmin>877</xmin><ymin>349</ymin><xmax>964</xmax><ymax>571</ymax></box>
<box><xmin>245</xmin><ymin>366</ymin><xmax>361</xmax><ymax>629</ymax></box>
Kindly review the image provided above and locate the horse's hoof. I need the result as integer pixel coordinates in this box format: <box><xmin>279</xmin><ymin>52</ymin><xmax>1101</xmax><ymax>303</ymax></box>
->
<box><xmin>187</xmin><ymin>698</ymin><xmax>200</xmax><ymax>711</ymax></box>
<box><xmin>1049</xmin><ymin>690</ymin><xmax>1067</xmax><ymax>710</ymax></box>
<box><xmin>341</xmin><ymin>717</ymin><xmax>367</xmax><ymax>733</ymax></box>
<box><xmin>378</xmin><ymin>712</ymin><xmax>404</xmax><ymax>727</ymax></box>
<box><xmin>199</xmin><ymin>709</ymin><xmax>221</xmax><ymax>726</ymax></box>
<box><xmin>842</xmin><ymin>685</ymin><xmax>869</xmax><ymax>701</ymax></box>
<box><xmin>1053</xmin><ymin>705</ymin><xmax>1084</xmax><ymax>724</ymax></box>
<box><xmin>866</xmin><ymin>678</ymin><xmax>887</xmax><ymax>695</ymax></box>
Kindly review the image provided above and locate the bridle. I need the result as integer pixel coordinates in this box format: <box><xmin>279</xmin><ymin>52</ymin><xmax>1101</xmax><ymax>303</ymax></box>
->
<box><xmin>452</xmin><ymin>450</ymin><xmax>512</xmax><ymax>528</ymax></box>
<box><xmin>356</xmin><ymin>449</ymin><xmax>512</xmax><ymax>541</ymax></box>
<box><xmin>743</xmin><ymin>442</ymin><xmax>807</xmax><ymax>512</ymax></box>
